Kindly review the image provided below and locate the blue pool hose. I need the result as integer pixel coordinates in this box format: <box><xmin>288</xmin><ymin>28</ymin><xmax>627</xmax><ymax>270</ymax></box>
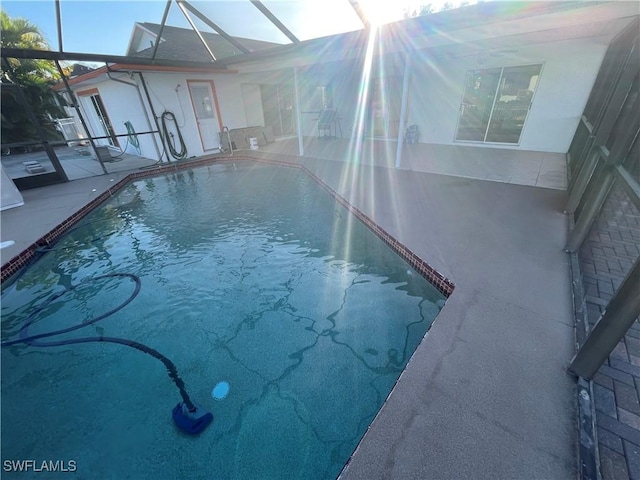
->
<box><xmin>2</xmin><ymin>234</ymin><xmax>212</xmax><ymax>434</ymax></box>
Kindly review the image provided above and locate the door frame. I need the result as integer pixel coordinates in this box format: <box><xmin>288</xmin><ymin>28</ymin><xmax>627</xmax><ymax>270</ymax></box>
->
<box><xmin>76</xmin><ymin>87</ymin><xmax>120</xmax><ymax>148</ymax></box>
<box><xmin>186</xmin><ymin>79</ymin><xmax>224</xmax><ymax>152</ymax></box>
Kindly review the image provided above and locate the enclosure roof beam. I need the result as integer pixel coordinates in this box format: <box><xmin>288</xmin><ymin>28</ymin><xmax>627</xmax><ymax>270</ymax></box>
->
<box><xmin>177</xmin><ymin>0</ymin><xmax>251</xmax><ymax>54</ymax></box>
<box><xmin>0</xmin><ymin>47</ymin><xmax>225</xmax><ymax>69</ymax></box>
<box><xmin>348</xmin><ymin>0</ymin><xmax>370</xmax><ymax>29</ymax></box>
<box><xmin>250</xmin><ymin>1</ymin><xmax>299</xmax><ymax>43</ymax></box>
<box><xmin>151</xmin><ymin>0</ymin><xmax>172</xmax><ymax>61</ymax></box>
<box><xmin>175</xmin><ymin>0</ymin><xmax>218</xmax><ymax>61</ymax></box>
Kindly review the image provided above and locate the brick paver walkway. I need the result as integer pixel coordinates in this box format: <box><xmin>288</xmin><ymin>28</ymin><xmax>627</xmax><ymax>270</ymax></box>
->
<box><xmin>579</xmin><ymin>179</ymin><xmax>640</xmax><ymax>480</ymax></box>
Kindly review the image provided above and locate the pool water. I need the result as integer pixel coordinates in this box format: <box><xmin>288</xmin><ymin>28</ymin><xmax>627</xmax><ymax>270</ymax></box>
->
<box><xmin>1</xmin><ymin>162</ymin><xmax>445</xmax><ymax>479</ymax></box>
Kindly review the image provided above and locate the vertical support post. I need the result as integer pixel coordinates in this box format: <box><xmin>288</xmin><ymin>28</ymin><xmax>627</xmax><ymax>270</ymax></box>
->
<box><xmin>55</xmin><ymin>60</ymin><xmax>108</xmax><ymax>174</ymax></box>
<box><xmin>565</xmin><ymin>148</ymin><xmax>601</xmax><ymax>214</ymax></box>
<box><xmin>395</xmin><ymin>53</ymin><xmax>411</xmax><ymax>169</ymax></box>
<box><xmin>568</xmin><ymin>260</ymin><xmax>640</xmax><ymax>378</ymax></box>
<box><xmin>55</xmin><ymin>0</ymin><xmax>63</xmax><ymax>52</ymax></box>
<box><xmin>293</xmin><ymin>66</ymin><xmax>304</xmax><ymax>157</ymax></box>
<box><xmin>566</xmin><ymin>60</ymin><xmax>639</xmax><ymax>212</ymax></box>
<box><xmin>565</xmin><ymin>109</ymin><xmax>639</xmax><ymax>252</ymax></box>
<box><xmin>567</xmin><ymin>124</ymin><xmax>595</xmax><ymax>189</ymax></box>
<box><xmin>565</xmin><ymin>165</ymin><xmax>615</xmax><ymax>253</ymax></box>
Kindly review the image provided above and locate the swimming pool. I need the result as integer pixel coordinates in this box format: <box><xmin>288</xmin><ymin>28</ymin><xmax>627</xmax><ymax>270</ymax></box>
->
<box><xmin>1</xmin><ymin>161</ymin><xmax>446</xmax><ymax>479</ymax></box>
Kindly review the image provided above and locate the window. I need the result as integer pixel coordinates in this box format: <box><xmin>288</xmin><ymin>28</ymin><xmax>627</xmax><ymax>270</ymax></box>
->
<box><xmin>456</xmin><ymin>64</ymin><xmax>542</xmax><ymax>144</ymax></box>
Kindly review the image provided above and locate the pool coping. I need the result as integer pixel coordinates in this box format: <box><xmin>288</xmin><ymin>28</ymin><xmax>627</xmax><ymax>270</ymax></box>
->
<box><xmin>1</xmin><ymin>155</ymin><xmax>455</xmax><ymax>298</ymax></box>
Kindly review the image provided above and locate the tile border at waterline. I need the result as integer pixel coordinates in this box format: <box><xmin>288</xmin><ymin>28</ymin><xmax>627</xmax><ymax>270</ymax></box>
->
<box><xmin>0</xmin><ymin>155</ymin><xmax>455</xmax><ymax>298</ymax></box>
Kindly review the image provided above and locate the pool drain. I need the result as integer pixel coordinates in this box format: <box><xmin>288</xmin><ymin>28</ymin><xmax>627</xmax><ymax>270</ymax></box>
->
<box><xmin>1</xmin><ymin>273</ymin><xmax>212</xmax><ymax>435</ymax></box>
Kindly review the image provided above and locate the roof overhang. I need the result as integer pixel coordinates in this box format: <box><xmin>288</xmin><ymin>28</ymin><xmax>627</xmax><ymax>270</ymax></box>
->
<box><xmin>51</xmin><ymin>62</ymin><xmax>237</xmax><ymax>91</ymax></box>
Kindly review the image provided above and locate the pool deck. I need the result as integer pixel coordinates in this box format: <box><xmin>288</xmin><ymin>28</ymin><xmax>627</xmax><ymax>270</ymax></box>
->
<box><xmin>1</xmin><ymin>148</ymin><xmax>577</xmax><ymax>478</ymax></box>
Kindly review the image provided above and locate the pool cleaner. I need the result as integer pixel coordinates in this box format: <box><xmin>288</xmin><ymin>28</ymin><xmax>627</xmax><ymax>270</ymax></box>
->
<box><xmin>1</xmin><ymin>273</ymin><xmax>212</xmax><ymax>435</ymax></box>
<box><xmin>172</xmin><ymin>402</ymin><xmax>213</xmax><ymax>435</ymax></box>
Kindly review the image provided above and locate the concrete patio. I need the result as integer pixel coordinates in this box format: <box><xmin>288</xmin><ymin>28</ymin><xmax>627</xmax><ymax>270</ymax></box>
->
<box><xmin>1</xmin><ymin>144</ymin><xmax>577</xmax><ymax>479</ymax></box>
<box><xmin>1</xmin><ymin>144</ymin><xmax>158</xmax><ymax>182</ymax></box>
<box><xmin>261</xmin><ymin>137</ymin><xmax>568</xmax><ymax>190</ymax></box>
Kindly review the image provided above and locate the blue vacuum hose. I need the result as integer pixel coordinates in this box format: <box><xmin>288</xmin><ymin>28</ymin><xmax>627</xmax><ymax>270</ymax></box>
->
<box><xmin>1</xmin><ymin>273</ymin><xmax>212</xmax><ymax>435</ymax></box>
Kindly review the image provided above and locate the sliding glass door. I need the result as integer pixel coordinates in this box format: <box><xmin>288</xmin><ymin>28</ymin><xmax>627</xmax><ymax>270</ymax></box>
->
<box><xmin>260</xmin><ymin>83</ymin><xmax>295</xmax><ymax>137</ymax></box>
<box><xmin>456</xmin><ymin>64</ymin><xmax>542</xmax><ymax>144</ymax></box>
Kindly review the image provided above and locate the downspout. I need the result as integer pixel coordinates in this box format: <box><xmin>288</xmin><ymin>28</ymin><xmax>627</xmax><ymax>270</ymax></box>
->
<box><xmin>395</xmin><ymin>53</ymin><xmax>411</xmax><ymax>169</ymax></box>
<box><xmin>105</xmin><ymin>65</ymin><xmax>163</xmax><ymax>161</ymax></box>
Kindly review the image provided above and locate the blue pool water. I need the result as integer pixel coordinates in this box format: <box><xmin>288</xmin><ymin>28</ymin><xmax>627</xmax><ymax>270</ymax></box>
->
<box><xmin>1</xmin><ymin>162</ymin><xmax>445</xmax><ymax>479</ymax></box>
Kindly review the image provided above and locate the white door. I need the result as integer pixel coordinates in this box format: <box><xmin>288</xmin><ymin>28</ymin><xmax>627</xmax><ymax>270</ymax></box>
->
<box><xmin>188</xmin><ymin>81</ymin><xmax>220</xmax><ymax>151</ymax></box>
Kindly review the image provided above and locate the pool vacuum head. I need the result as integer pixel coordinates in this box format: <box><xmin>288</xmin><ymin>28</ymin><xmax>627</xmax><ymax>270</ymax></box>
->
<box><xmin>172</xmin><ymin>402</ymin><xmax>213</xmax><ymax>435</ymax></box>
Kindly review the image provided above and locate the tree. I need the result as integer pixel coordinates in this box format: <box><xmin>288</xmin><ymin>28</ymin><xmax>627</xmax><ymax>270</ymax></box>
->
<box><xmin>1</xmin><ymin>10</ymin><xmax>66</xmax><ymax>145</ymax></box>
<box><xmin>403</xmin><ymin>1</ymin><xmax>470</xmax><ymax>19</ymax></box>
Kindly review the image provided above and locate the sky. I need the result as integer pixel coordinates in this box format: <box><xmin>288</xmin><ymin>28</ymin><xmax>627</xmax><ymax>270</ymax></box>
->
<box><xmin>1</xmin><ymin>0</ymin><xmax>467</xmax><ymax>57</ymax></box>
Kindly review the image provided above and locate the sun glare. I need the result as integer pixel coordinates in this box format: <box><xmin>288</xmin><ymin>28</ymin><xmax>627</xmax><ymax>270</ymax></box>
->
<box><xmin>358</xmin><ymin>0</ymin><xmax>387</xmax><ymax>27</ymax></box>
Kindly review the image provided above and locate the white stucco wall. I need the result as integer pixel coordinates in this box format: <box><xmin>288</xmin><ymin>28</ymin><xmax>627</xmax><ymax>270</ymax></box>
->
<box><xmin>134</xmin><ymin>31</ymin><xmax>157</xmax><ymax>53</ymax></box>
<box><xmin>214</xmin><ymin>75</ymin><xmax>248</xmax><ymax>129</ymax></box>
<box><xmin>240</xmin><ymin>83</ymin><xmax>264</xmax><ymax>128</ymax></box>
<box><xmin>231</xmin><ymin>35</ymin><xmax>609</xmax><ymax>153</ymax></box>
<box><xmin>139</xmin><ymin>72</ymin><xmax>207</xmax><ymax>158</ymax></box>
<box><xmin>77</xmin><ymin>79</ymin><xmax>158</xmax><ymax>156</ymax></box>
<box><xmin>407</xmin><ymin>36</ymin><xmax>609</xmax><ymax>153</ymax></box>
<box><xmin>73</xmin><ymin>71</ymin><xmax>238</xmax><ymax>161</ymax></box>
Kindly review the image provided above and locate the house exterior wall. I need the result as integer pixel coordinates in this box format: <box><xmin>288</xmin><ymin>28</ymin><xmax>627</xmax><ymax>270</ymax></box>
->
<box><xmin>234</xmin><ymin>34</ymin><xmax>608</xmax><ymax>154</ymax></box>
<box><xmin>134</xmin><ymin>30</ymin><xmax>157</xmax><ymax>53</ymax></box>
<box><xmin>77</xmin><ymin>81</ymin><xmax>155</xmax><ymax>154</ymax></box>
<box><xmin>66</xmin><ymin>33</ymin><xmax>610</xmax><ymax>164</ymax></box>
<box><xmin>408</xmin><ymin>36</ymin><xmax>609</xmax><ymax>153</ymax></box>
<box><xmin>240</xmin><ymin>83</ymin><xmax>264</xmax><ymax>128</ymax></box>
<box><xmin>61</xmin><ymin>2</ymin><xmax>634</xmax><ymax>167</ymax></box>
<box><xmin>214</xmin><ymin>75</ymin><xmax>249</xmax><ymax>129</ymax></box>
<box><xmin>140</xmin><ymin>72</ymin><xmax>208</xmax><ymax>157</ymax></box>
<box><xmin>70</xmin><ymin>71</ymin><xmax>231</xmax><ymax>161</ymax></box>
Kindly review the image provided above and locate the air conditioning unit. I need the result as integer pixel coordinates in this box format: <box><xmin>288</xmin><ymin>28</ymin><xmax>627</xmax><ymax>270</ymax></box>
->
<box><xmin>94</xmin><ymin>146</ymin><xmax>113</xmax><ymax>163</ymax></box>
